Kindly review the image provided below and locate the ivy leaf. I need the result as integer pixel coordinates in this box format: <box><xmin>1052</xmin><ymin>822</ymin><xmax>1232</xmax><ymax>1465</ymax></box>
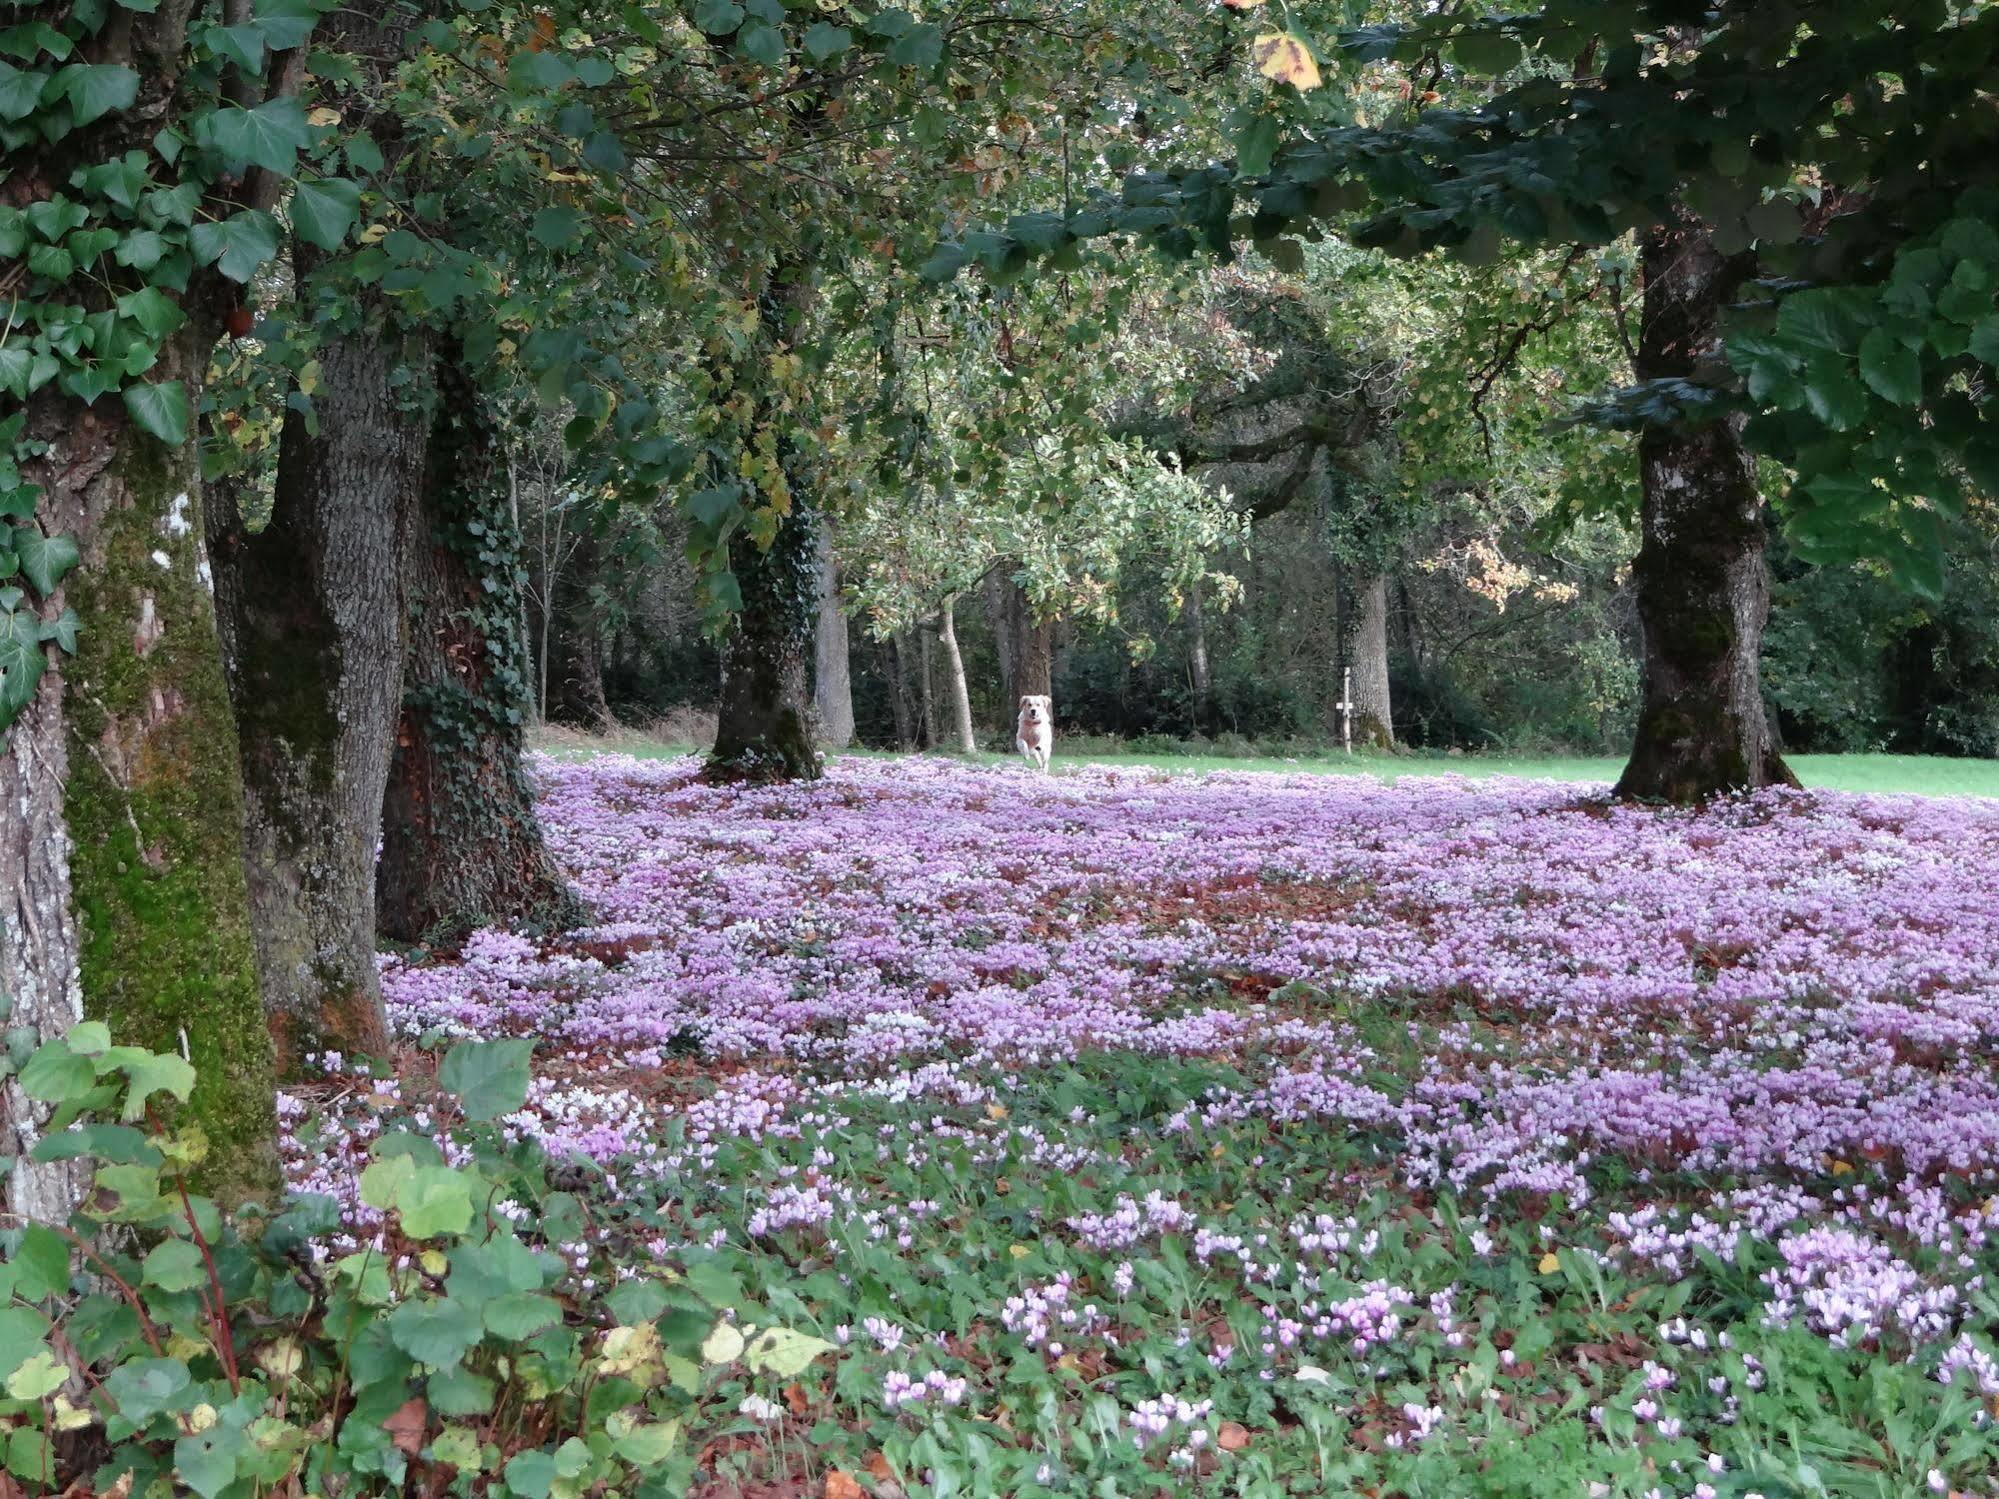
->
<box><xmin>289</xmin><ymin>176</ymin><xmax>361</xmax><ymax>250</ymax></box>
<box><xmin>114</xmin><ymin>285</ymin><xmax>185</xmax><ymax>340</ymax></box>
<box><xmin>13</xmin><ymin>528</ymin><xmax>80</xmax><ymax>597</ymax></box>
<box><xmin>206</xmin><ymin>96</ymin><xmax>311</xmax><ymax>174</ymax></box>
<box><xmin>0</xmin><ymin>59</ymin><xmax>43</xmax><ymax>122</ymax></box>
<box><xmin>190</xmin><ymin>210</ymin><xmax>278</xmax><ymax>282</ymax></box>
<box><xmin>123</xmin><ymin>380</ymin><xmax>190</xmax><ymax>445</ymax></box>
<box><xmin>0</xmin><ymin>607</ymin><xmax>46</xmax><ymax>721</ymax></box>
<box><xmin>439</xmin><ymin>1038</ymin><xmax>533</xmax><ymax>1121</ymax></box>
<box><xmin>53</xmin><ymin>64</ymin><xmax>138</xmax><ymax>126</ymax></box>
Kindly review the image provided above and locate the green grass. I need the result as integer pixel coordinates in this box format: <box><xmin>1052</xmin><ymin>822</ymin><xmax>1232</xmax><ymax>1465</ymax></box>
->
<box><xmin>532</xmin><ymin>728</ymin><xmax>1999</xmax><ymax>798</ymax></box>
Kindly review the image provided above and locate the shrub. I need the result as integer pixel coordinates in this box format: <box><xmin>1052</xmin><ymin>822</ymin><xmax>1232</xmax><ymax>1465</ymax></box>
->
<box><xmin>0</xmin><ymin>1020</ymin><xmax>828</xmax><ymax>1499</ymax></box>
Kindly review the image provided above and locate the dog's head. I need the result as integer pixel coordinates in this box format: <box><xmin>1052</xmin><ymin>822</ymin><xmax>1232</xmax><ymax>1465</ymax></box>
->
<box><xmin>1017</xmin><ymin>694</ymin><xmax>1051</xmax><ymax>727</ymax></box>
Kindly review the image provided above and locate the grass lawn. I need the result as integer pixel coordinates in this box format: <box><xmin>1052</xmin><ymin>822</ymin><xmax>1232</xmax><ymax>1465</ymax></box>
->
<box><xmin>533</xmin><ymin>726</ymin><xmax>1999</xmax><ymax>798</ymax></box>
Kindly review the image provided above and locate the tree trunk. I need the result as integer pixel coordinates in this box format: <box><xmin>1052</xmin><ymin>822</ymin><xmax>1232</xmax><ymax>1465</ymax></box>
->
<box><xmin>938</xmin><ymin>598</ymin><xmax>977</xmax><ymax>754</ymax></box>
<box><xmin>7</xmin><ymin>374</ymin><xmax>279</xmax><ymax>1206</ymax></box>
<box><xmin>985</xmin><ymin>567</ymin><xmax>1014</xmax><ymax>703</ymax></box>
<box><xmin>377</xmin><ymin>348</ymin><xmax>585</xmax><ymax>944</ymax></box>
<box><xmin>546</xmin><ymin>528</ymin><xmax>613</xmax><ymax>729</ymax></box>
<box><xmin>707</xmin><ymin>505</ymin><xmax>823</xmax><ymax>780</ymax></box>
<box><xmin>887</xmin><ymin>631</ymin><xmax>918</xmax><ymax>750</ymax></box>
<box><xmin>1351</xmin><ymin>573</ymin><xmax>1395</xmax><ymax>748</ymax></box>
<box><xmin>918</xmin><ymin>620</ymin><xmax>938</xmax><ymax>748</ymax></box>
<box><xmin>1186</xmin><ymin>577</ymin><xmax>1213</xmax><ymax>719</ymax></box>
<box><xmin>812</xmin><ymin>522</ymin><xmax>855</xmax><ymax>749</ymax></box>
<box><xmin>998</xmin><ymin>575</ymin><xmax>1055</xmax><ymax>701</ymax></box>
<box><xmin>209</xmin><ymin>302</ymin><xmax>420</xmax><ymax>1071</ymax></box>
<box><xmin>1615</xmin><ymin>211</ymin><xmax>1798</xmax><ymax>802</ymax></box>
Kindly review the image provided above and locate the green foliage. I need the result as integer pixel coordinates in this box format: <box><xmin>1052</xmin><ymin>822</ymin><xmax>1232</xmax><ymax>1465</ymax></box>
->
<box><xmin>0</xmin><ymin>1032</ymin><xmax>830</xmax><ymax>1498</ymax></box>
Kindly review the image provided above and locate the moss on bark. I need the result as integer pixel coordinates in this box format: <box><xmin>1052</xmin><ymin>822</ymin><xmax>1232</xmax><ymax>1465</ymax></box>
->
<box><xmin>61</xmin><ymin>420</ymin><xmax>279</xmax><ymax>1200</ymax></box>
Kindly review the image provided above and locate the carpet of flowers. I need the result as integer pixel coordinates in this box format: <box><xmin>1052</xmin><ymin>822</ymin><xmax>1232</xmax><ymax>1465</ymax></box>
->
<box><xmin>283</xmin><ymin>755</ymin><xmax>1999</xmax><ymax>1497</ymax></box>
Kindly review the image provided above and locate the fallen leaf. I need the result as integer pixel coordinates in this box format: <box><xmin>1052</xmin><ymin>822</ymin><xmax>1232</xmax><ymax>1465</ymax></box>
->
<box><xmin>1253</xmin><ymin>32</ymin><xmax>1322</xmax><ymax>90</ymax></box>
<box><xmin>1218</xmin><ymin>1421</ymin><xmax>1251</xmax><ymax>1451</ymax></box>
<box><xmin>784</xmin><ymin>1382</ymin><xmax>811</xmax><ymax>1415</ymax></box>
<box><xmin>866</xmin><ymin>1450</ymin><xmax>895</xmax><ymax>1481</ymax></box>
<box><xmin>383</xmin><ymin>1397</ymin><xmax>427</xmax><ymax>1456</ymax></box>
<box><xmin>1538</xmin><ymin>1252</ymin><xmax>1561</xmax><ymax>1274</ymax></box>
<box><xmin>825</xmin><ymin>1473</ymin><xmax>864</xmax><ymax>1499</ymax></box>
<box><xmin>1224</xmin><ymin>0</ymin><xmax>1267</xmax><ymax>8</ymax></box>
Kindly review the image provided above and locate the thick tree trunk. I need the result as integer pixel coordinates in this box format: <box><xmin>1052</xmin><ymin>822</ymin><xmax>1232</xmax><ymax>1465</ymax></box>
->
<box><xmin>812</xmin><ymin>523</ymin><xmax>855</xmax><ymax>749</ymax></box>
<box><xmin>545</xmin><ymin>529</ymin><xmax>612</xmax><ymax>729</ymax></box>
<box><xmin>8</xmin><ymin>376</ymin><xmax>279</xmax><ymax>1205</ymax></box>
<box><xmin>377</xmin><ymin>349</ymin><xmax>585</xmax><ymax>944</ymax></box>
<box><xmin>1615</xmin><ymin>212</ymin><xmax>1797</xmax><ymax>802</ymax></box>
<box><xmin>209</xmin><ymin>305</ymin><xmax>420</xmax><ymax>1070</ymax></box>
<box><xmin>938</xmin><ymin>599</ymin><xmax>977</xmax><ymax>754</ymax></box>
<box><xmin>1</xmin><ymin>595</ymin><xmax>86</xmax><ymax>1226</ymax></box>
<box><xmin>918</xmin><ymin>620</ymin><xmax>938</xmax><ymax>748</ymax></box>
<box><xmin>998</xmin><ymin>575</ymin><xmax>1055</xmax><ymax>701</ymax></box>
<box><xmin>1351</xmin><ymin>573</ymin><xmax>1394</xmax><ymax>748</ymax></box>
<box><xmin>985</xmin><ymin>568</ymin><xmax>1014</xmax><ymax>702</ymax></box>
<box><xmin>707</xmin><ymin>505</ymin><xmax>823</xmax><ymax>781</ymax></box>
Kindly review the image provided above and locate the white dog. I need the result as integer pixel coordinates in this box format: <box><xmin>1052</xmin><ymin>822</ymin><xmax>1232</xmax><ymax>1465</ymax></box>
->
<box><xmin>1015</xmin><ymin>694</ymin><xmax>1053</xmax><ymax>772</ymax></box>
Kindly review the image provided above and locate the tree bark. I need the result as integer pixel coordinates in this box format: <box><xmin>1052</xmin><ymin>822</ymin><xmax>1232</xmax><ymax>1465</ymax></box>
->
<box><xmin>708</xmin><ymin>505</ymin><xmax>823</xmax><ymax>780</ymax></box>
<box><xmin>887</xmin><ymin>631</ymin><xmax>918</xmax><ymax>750</ymax></box>
<box><xmin>985</xmin><ymin>567</ymin><xmax>1014</xmax><ymax>703</ymax></box>
<box><xmin>812</xmin><ymin>522</ymin><xmax>855</xmax><ymax>749</ymax></box>
<box><xmin>937</xmin><ymin>598</ymin><xmax>977</xmax><ymax>754</ymax></box>
<box><xmin>1615</xmin><ymin>211</ymin><xmax>1798</xmax><ymax>802</ymax></box>
<box><xmin>997</xmin><ymin>574</ymin><xmax>1055</xmax><ymax>700</ymax></box>
<box><xmin>918</xmin><ymin>619</ymin><xmax>938</xmax><ymax>748</ymax></box>
<box><xmin>7</xmin><ymin>372</ymin><xmax>280</xmax><ymax>1206</ymax></box>
<box><xmin>1351</xmin><ymin>573</ymin><xmax>1395</xmax><ymax>748</ymax></box>
<box><xmin>545</xmin><ymin>528</ymin><xmax>613</xmax><ymax>729</ymax></box>
<box><xmin>209</xmin><ymin>298</ymin><xmax>420</xmax><ymax>1071</ymax></box>
<box><xmin>377</xmin><ymin>348</ymin><xmax>585</xmax><ymax>944</ymax></box>
<box><xmin>1186</xmin><ymin>577</ymin><xmax>1213</xmax><ymax>717</ymax></box>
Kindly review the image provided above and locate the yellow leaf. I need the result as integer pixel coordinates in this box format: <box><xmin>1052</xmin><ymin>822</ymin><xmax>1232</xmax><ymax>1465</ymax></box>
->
<box><xmin>1827</xmin><ymin>1158</ymin><xmax>1854</xmax><ymax>1176</ymax></box>
<box><xmin>1224</xmin><ymin>0</ymin><xmax>1266</xmax><ymax>7</ymax></box>
<box><xmin>1253</xmin><ymin>32</ymin><xmax>1322</xmax><ymax>91</ymax></box>
<box><xmin>700</xmin><ymin>1320</ymin><xmax>746</xmax><ymax>1366</ymax></box>
<box><xmin>307</xmin><ymin>106</ymin><xmax>342</xmax><ymax>127</ymax></box>
<box><xmin>1008</xmin><ymin>1243</ymin><xmax>1031</xmax><ymax>1260</ymax></box>
<box><xmin>358</xmin><ymin>223</ymin><xmax>388</xmax><ymax>245</ymax></box>
<box><xmin>985</xmin><ymin>1103</ymin><xmax>1008</xmax><ymax>1120</ymax></box>
<box><xmin>1538</xmin><ymin>1252</ymin><xmax>1561</xmax><ymax>1274</ymax></box>
<box><xmin>1217</xmin><ymin>1421</ymin><xmax>1251</xmax><ymax>1451</ymax></box>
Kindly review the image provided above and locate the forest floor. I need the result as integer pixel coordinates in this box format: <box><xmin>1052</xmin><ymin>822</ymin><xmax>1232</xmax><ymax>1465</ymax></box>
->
<box><xmin>532</xmin><ymin>725</ymin><xmax>1999</xmax><ymax>797</ymax></box>
<box><xmin>296</xmin><ymin>753</ymin><xmax>1999</xmax><ymax>1495</ymax></box>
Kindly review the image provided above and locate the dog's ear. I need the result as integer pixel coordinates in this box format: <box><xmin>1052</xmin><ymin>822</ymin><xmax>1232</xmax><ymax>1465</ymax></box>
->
<box><xmin>1019</xmin><ymin>695</ymin><xmax>1030</xmax><ymax>708</ymax></box>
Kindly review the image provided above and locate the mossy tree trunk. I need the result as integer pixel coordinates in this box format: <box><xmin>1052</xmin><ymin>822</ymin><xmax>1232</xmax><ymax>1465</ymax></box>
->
<box><xmin>10</xmin><ymin>365</ymin><xmax>280</xmax><ymax>1206</ymax></box>
<box><xmin>708</xmin><ymin>504</ymin><xmax>823</xmax><ymax>781</ymax></box>
<box><xmin>1615</xmin><ymin>210</ymin><xmax>1798</xmax><ymax>803</ymax></box>
<box><xmin>209</xmin><ymin>288</ymin><xmax>425</xmax><ymax>1070</ymax></box>
<box><xmin>376</xmin><ymin>347</ymin><xmax>583</xmax><ymax>945</ymax></box>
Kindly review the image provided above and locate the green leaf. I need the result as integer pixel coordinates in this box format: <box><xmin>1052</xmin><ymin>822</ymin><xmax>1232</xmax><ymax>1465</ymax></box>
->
<box><xmin>439</xmin><ymin>1038</ymin><xmax>533</xmax><ymax>1121</ymax></box>
<box><xmin>388</xmin><ymin>1295</ymin><xmax>484</xmax><ymax>1369</ymax></box>
<box><xmin>742</xmin><ymin>1326</ymin><xmax>834</xmax><ymax>1378</ymax></box>
<box><xmin>737</xmin><ymin>21</ymin><xmax>783</xmax><ymax>65</ymax></box>
<box><xmin>290</xmin><ymin>176</ymin><xmax>360</xmax><ymax>250</ymax></box>
<box><xmin>64</xmin><ymin>1019</ymin><xmax>110</xmax><ymax>1056</ymax></box>
<box><xmin>141</xmin><ymin>1237</ymin><xmax>208</xmax><ymax>1292</ymax></box>
<box><xmin>114</xmin><ymin>285</ymin><xmax>184</xmax><ymax>339</ymax></box>
<box><xmin>0</xmin><ymin>607</ymin><xmax>47</xmax><ymax>721</ymax></box>
<box><xmin>11</xmin><ymin>527</ymin><xmax>78</xmax><ymax>599</ymax></box>
<box><xmin>54</xmin><ymin>64</ymin><xmax>138</xmax><ymax>126</ymax></box>
<box><xmin>17</xmin><ymin>1040</ymin><xmax>94</xmax><ymax>1102</ymax></box>
<box><xmin>1451</xmin><ymin>28</ymin><xmax>1523</xmax><ymax>74</ymax></box>
<box><xmin>396</xmin><ymin>1166</ymin><xmax>474</xmax><ymax>1239</ymax></box>
<box><xmin>113</xmin><ymin>229</ymin><xmax>168</xmax><ymax>270</ymax></box>
<box><xmin>6</xmin><ymin>1350</ymin><xmax>68</xmax><ymax>1401</ymax></box>
<box><xmin>506</xmin><ymin>1450</ymin><xmax>558</xmax><ymax>1499</ymax></box>
<box><xmin>801</xmin><ymin>21</ymin><xmax>850</xmax><ymax>62</ymax></box>
<box><xmin>190</xmin><ymin>210</ymin><xmax>279</xmax><ymax>282</ymax></box>
<box><xmin>483</xmin><ymin>1291</ymin><xmax>562</xmax><ymax>1340</ymax></box>
<box><xmin>1969</xmin><ymin>316</ymin><xmax>1999</xmax><ymax>369</ymax></box>
<box><xmin>100</xmin><ymin>1045</ymin><xmax>197</xmax><ymax>1120</ymax></box>
<box><xmin>426</xmin><ymin>1364</ymin><xmax>496</xmax><ymax>1416</ymax></box>
<box><xmin>174</xmin><ymin>1427</ymin><xmax>239</xmax><ymax>1499</ymax></box>
<box><xmin>10</xmin><ymin>1226</ymin><xmax>70</xmax><ymax>1301</ymax></box>
<box><xmin>123</xmin><ymin>380</ymin><xmax>190</xmax><ymax>445</ymax></box>
<box><xmin>0</xmin><ymin>1307</ymin><xmax>50</xmax><ymax>1384</ymax></box>
<box><xmin>0</xmin><ymin>59</ymin><xmax>44</xmax><ymax>122</ymax></box>
<box><xmin>1236</xmin><ymin>113</ymin><xmax>1280</xmax><ymax>179</ymax></box>
<box><xmin>206</xmin><ymin>96</ymin><xmax>311</xmax><ymax>174</ymax></box>
<box><xmin>1857</xmin><ymin>328</ymin><xmax>1923</xmax><ymax>406</ymax></box>
<box><xmin>692</xmin><ymin>0</ymin><xmax>743</xmax><ymax>35</ymax></box>
<box><xmin>100</xmin><ymin>1357</ymin><xmax>191</xmax><ymax>1422</ymax></box>
<box><xmin>345</xmin><ymin>130</ymin><xmax>385</xmax><ymax>174</ymax></box>
<box><xmin>530</xmin><ymin>205</ymin><xmax>580</xmax><ymax>249</ymax></box>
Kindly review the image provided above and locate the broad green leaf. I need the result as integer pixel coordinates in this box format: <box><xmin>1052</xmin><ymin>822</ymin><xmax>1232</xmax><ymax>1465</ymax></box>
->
<box><xmin>0</xmin><ymin>1307</ymin><xmax>49</xmax><ymax>1383</ymax></box>
<box><xmin>438</xmin><ymin>1037</ymin><xmax>533</xmax><ymax>1120</ymax></box>
<box><xmin>1857</xmin><ymin>328</ymin><xmax>1922</xmax><ymax>406</ymax></box>
<box><xmin>742</xmin><ymin>1326</ymin><xmax>834</xmax><ymax>1378</ymax></box>
<box><xmin>699</xmin><ymin>1319</ymin><xmax>744</xmax><ymax>1365</ymax></box>
<box><xmin>1969</xmin><ymin>316</ymin><xmax>1999</xmax><ymax>369</ymax></box>
<box><xmin>54</xmin><ymin>64</ymin><xmax>138</xmax><ymax>126</ymax></box>
<box><xmin>692</xmin><ymin>0</ymin><xmax>743</xmax><ymax>35</ymax></box>
<box><xmin>1236</xmin><ymin>113</ymin><xmax>1280</xmax><ymax>179</ymax></box>
<box><xmin>141</xmin><ymin>1237</ymin><xmax>207</xmax><ymax>1293</ymax></box>
<box><xmin>5</xmin><ymin>1350</ymin><xmax>67</xmax><ymax>1401</ymax></box>
<box><xmin>801</xmin><ymin>21</ymin><xmax>850</xmax><ymax>62</ymax></box>
<box><xmin>530</xmin><ymin>205</ymin><xmax>580</xmax><ymax>249</ymax></box>
<box><xmin>0</xmin><ymin>607</ymin><xmax>46</xmax><ymax>719</ymax></box>
<box><xmin>289</xmin><ymin>176</ymin><xmax>360</xmax><ymax>250</ymax></box>
<box><xmin>100</xmin><ymin>1357</ymin><xmax>191</xmax><ymax>1422</ymax></box>
<box><xmin>102</xmin><ymin>1046</ymin><xmax>197</xmax><ymax>1119</ymax></box>
<box><xmin>483</xmin><ymin>1291</ymin><xmax>562</xmax><ymax>1340</ymax></box>
<box><xmin>387</xmin><ymin>1295</ymin><xmax>484</xmax><ymax>1369</ymax></box>
<box><xmin>737</xmin><ymin>21</ymin><xmax>783</xmax><ymax>65</ymax></box>
<box><xmin>63</xmin><ymin>1019</ymin><xmax>110</xmax><ymax>1055</ymax></box>
<box><xmin>17</xmin><ymin>1040</ymin><xmax>94</xmax><ymax>1102</ymax></box>
<box><xmin>206</xmin><ymin>97</ymin><xmax>311</xmax><ymax>174</ymax></box>
<box><xmin>426</xmin><ymin>1364</ymin><xmax>496</xmax><ymax>1416</ymax></box>
<box><xmin>189</xmin><ymin>210</ymin><xmax>279</xmax><ymax>282</ymax></box>
<box><xmin>505</xmin><ymin>1449</ymin><xmax>558</xmax><ymax>1499</ymax></box>
<box><xmin>396</xmin><ymin>1166</ymin><xmax>474</xmax><ymax>1239</ymax></box>
<box><xmin>0</xmin><ymin>59</ymin><xmax>43</xmax><ymax>122</ymax></box>
<box><xmin>9</xmin><ymin>1225</ymin><xmax>71</xmax><ymax>1301</ymax></box>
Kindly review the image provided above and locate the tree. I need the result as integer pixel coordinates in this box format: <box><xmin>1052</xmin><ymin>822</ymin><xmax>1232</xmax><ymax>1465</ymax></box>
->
<box><xmin>0</xmin><ymin>0</ymin><xmax>361</xmax><ymax>1204</ymax></box>
<box><xmin>939</xmin><ymin>0</ymin><xmax>1999</xmax><ymax>799</ymax></box>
